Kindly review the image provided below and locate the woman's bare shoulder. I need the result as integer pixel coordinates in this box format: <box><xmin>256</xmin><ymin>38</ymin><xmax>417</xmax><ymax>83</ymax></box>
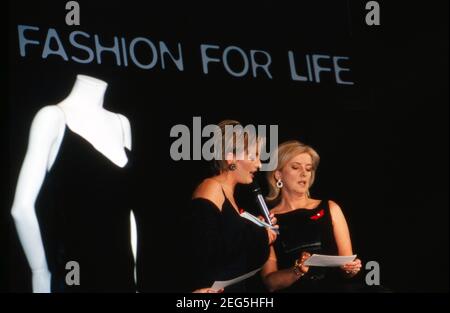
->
<box><xmin>192</xmin><ymin>178</ymin><xmax>225</xmax><ymax>210</ymax></box>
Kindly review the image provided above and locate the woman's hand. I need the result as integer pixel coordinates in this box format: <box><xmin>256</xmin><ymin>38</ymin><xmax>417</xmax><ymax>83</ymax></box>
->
<box><xmin>297</xmin><ymin>251</ymin><xmax>311</xmax><ymax>274</ymax></box>
<box><xmin>258</xmin><ymin>213</ymin><xmax>278</xmax><ymax>226</ymax></box>
<box><xmin>269</xmin><ymin>213</ymin><xmax>277</xmax><ymax>226</ymax></box>
<box><xmin>259</xmin><ymin>213</ymin><xmax>278</xmax><ymax>245</ymax></box>
<box><xmin>266</xmin><ymin>228</ymin><xmax>278</xmax><ymax>245</ymax></box>
<box><xmin>341</xmin><ymin>258</ymin><xmax>362</xmax><ymax>277</ymax></box>
<box><xmin>193</xmin><ymin>288</ymin><xmax>224</xmax><ymax>293</ymax></box>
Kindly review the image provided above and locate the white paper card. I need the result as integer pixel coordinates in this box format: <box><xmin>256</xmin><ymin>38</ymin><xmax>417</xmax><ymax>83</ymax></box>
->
<box><xmin>211</xmin><ymin>267</ymin><xmax>261</xmax><ymax>291</ymax></box>
<box><xmin>303</xmin><ymin>254</ymin><xmax>357</xmax><ymax>267</ymax></box>
<box><xmin>240</xmin><ymin>211</ymin><xmax>279</xmax><ymax>233</ymax></box>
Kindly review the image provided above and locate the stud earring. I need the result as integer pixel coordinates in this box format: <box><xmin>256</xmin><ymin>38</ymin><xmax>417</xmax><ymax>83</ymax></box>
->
<box><xmin>229</xmin><ymin>163</ymin><xmax>237</xmax><ymax>171</ymax></box>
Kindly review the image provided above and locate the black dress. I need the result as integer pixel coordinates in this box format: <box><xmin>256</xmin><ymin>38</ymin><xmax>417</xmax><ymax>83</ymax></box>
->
<box><xmin>36</xmin><ymin>121</ymin><xmax>135</xmax><ymax>292</ymax></box>
<box><xmin>273</xmin><ymin>200</ymin><xmax>344</xmax><ymax>292</ymax></box>
<box><xmin>184</xmin><ymin>190</ymin><xmax>269</xmax><ymax>292</ymax></box>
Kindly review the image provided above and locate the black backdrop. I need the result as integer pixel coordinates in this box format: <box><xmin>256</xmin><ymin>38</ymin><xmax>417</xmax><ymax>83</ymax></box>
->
<box><xmin>5</xmin><ymin>0</ymin><xmax>448</xmax><ymax>292</ymax></box>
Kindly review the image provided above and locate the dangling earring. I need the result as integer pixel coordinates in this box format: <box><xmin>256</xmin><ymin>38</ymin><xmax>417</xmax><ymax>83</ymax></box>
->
<box><xmin>276</xmin><ymin>178</ymin><xmax>283</xmax><ymax>188</ymax></box>
<box><xmin>228</xmin><ymin>163</ymin><xmax>237</xmax><ymax>171</ymax></box>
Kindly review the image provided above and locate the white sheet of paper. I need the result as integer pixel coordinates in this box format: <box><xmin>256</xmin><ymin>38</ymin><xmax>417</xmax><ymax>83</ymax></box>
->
<box><xmin>211</xmin><ymin>267</ymin><xmax>261</xmax><ymax>291</ymax></box>
<box><xmin>240</xmin><ymin>212</ymin><xmax>279</xmax><ymax>233</ymax></box>
<box><xmin>303</xmin><ymin>254</ymin><xmax>357</xmax><ymax>267</ymax></box>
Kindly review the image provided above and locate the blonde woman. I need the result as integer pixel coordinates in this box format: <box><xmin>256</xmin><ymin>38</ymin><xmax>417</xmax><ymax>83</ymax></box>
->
<box><xmin>261</xmin><ymin>140</ymin><xmax>361</xmax><ymax>292</ymax></box>
<box><xmin>185</xmin><ymin>120</ymin><xmax>278</xmax><ymax>293</ymax></box>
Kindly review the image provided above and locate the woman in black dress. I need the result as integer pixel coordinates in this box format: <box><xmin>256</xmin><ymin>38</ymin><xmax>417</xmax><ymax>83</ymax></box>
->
<box><xmin>185</xmin><ymin>120</ymin><xmax>278</xmax><ymax>293</ymax></box>
<box><xmin>261</xmin><ymin>140</ymin><xmax>362</xmax><ymax>292</ymax></box>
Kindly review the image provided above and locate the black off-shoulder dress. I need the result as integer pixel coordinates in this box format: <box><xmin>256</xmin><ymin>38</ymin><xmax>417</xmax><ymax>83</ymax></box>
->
<box><xmin>183</xmin><ymin>190</ymin><xmax>269</xmax><ymax>292</ymax></box>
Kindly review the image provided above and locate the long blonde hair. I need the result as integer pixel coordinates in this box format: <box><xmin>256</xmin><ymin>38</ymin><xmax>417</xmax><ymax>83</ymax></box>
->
<box><xmin>266</xmin><ymin>140</ymin><xmax>320</xmax><ymax>203</ymax></box>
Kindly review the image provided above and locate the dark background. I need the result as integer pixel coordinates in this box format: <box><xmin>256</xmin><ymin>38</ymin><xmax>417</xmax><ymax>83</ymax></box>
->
<box><xmin>5</xmin><ymin>0</ymin><xmax>448</xmax><ymax>292</ymax></box>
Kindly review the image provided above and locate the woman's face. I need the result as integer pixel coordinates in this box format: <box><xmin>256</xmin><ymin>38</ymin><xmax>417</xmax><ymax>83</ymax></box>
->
<box><xmin>277</xmin><ymin>153</ymin><xmax>313</xmax><ymax>195</ymax></box>
<box><xmin>233</xmin><ymin>146</ymin><xmax>262</xmax><ymax>184</ymax></box>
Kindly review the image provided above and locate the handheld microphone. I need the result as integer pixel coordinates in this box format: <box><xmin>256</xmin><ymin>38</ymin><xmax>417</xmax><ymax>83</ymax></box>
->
<box><xmin>250</xmin><ymin>181</ymin><xmax>273</xmax><ymax>227</ymax></box>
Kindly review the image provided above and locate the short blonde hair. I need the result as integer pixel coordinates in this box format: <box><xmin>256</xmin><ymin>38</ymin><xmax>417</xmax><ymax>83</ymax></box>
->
<box><xmin>266</xmin><ymin>140</ymin><xmax>320</xmax><ymax>203</ymax></box>
<box><xmin>212</xmin><ymin>120</ymin><xmax>263</xmax><ymax>173</ymax></box>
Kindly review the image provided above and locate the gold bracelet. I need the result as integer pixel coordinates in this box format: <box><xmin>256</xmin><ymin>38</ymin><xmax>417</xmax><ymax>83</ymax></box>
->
<box><xmin>293</xmin><ymin>259</ymin><xmax>305</xmax><ymax>277</ymax></box>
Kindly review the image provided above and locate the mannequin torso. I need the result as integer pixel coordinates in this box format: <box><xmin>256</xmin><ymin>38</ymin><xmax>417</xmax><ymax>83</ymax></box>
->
<box><xmin>45</xmin><ymin>75</ymin><xmax>131</xmax><ymax>170</ymax></box>
<box><xmin>11</xmin><ymin>75</ymin><xmax>136</xmax><ymax>292</ymax></box>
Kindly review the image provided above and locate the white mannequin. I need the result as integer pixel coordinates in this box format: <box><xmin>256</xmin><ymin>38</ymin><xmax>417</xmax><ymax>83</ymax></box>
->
<box><xmin>11</xmin><ymin>75</ymin><xmax>137</xmax><ymax>292</ymax></box>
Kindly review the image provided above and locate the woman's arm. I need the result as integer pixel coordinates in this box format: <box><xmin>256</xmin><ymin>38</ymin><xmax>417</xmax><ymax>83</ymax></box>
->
<box><xmin>261</xmin><ymin>247</ymin><xmax>310</xmax><ymax>292</ymax></box>
<box><xmin>329</xmin><ymin>200</ymin><xmax>353</xmax><ymax>255</ymax></box>
<box><xmin>11</xmin><ymin>106</ymin><xmax>64</xmax><ymax>293</ymax></box>
<box><xmin>185</xmin><ymin>197</ymin><xmax>223</xmax><ymax>291</ymax></box>
<box><xmin>329</xmin><ymin>200</ymin><xmax>362</xmax><ymax>277</ymax></box>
